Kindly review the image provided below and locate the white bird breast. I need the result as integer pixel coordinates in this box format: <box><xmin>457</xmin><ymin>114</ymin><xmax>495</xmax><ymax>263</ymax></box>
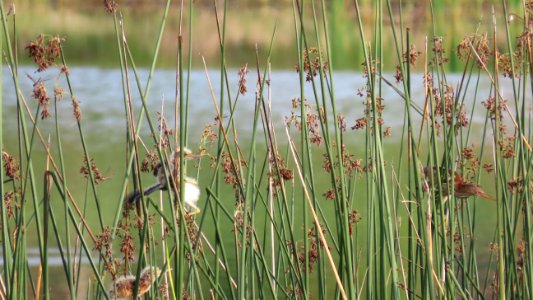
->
<box><xmin>184</xmin><ymin>179</ymin><xmax>200</xmax><ymax>207</ymax></box>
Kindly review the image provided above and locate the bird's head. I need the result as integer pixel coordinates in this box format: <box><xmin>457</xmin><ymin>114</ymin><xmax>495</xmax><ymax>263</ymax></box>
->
<box><xmin>173</xmin><ymin>147</ymin><xmax>203</xmax><ymax>161</ymax></box>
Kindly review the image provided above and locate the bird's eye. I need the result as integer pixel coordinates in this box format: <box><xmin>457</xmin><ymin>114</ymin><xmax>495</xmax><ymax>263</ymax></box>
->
<box><xmin>153</xmin><ymin>163</ymin><xmax>162</xmax><ymax>176</ymax></box>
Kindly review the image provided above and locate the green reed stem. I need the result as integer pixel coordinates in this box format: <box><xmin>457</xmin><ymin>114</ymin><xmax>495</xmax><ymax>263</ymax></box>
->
<box><xmin>0</xmin><ymin>8</ymin><xmax>9</xmax><ymax>295</ymax></box>
<box><xmin>213</xmin><ymin>0</ymin><xmax>229</xmax><ymax>295</ymax></box>
<box><xmin>58</xmin><ymin>48</ymin><xmax>104</xmax><ymax>230</ymax></box>
<box><xmin>53</xmin><ymin>69</ymin><xmax>75</xmax><ymax>298</ymax></box>
<box><xmin>0</xmin><ymin>5</ymin><xmax>45</xmax><ymax>299</ymax></box>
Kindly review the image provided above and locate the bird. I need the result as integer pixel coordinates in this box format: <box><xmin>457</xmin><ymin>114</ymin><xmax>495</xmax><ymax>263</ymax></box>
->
<box><xmin>127</xmin><ymin>147</ymin><xmax>202</xmax><ymax>215</ymax></box>
<box><xmin>108</xmin><ymin>266</ymin><xmax>161</xmax><ymax>299</ymax></box>
<box><xmin>421</xmin><ymin>165</ymin><xmax>494</xmax><ymax>202</ymax></box>
<box><xmin>452</xmin><ymin>174</ymin><xmax>495</xmax><ymax>201</ymax></box>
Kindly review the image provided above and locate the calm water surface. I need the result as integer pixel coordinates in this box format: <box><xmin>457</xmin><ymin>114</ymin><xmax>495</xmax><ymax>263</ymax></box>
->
<box><xmin>2</xmin><ymin>66</ymin><xmax>520</xmax><ymax>145</ymax></box>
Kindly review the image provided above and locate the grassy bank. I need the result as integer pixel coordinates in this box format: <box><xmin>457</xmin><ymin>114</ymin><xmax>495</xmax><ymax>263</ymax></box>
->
<box><xmin>11</xmin><ymin>1</ymin><xmax>527</xmax><ymax>70</ymax></box>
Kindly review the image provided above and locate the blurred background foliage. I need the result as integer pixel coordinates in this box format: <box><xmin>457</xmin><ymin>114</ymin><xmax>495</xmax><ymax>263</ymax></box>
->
<box><xmin>13</xmin><ymin>0</ymin><xmax>526</xmax><ymax>69</ymax></box>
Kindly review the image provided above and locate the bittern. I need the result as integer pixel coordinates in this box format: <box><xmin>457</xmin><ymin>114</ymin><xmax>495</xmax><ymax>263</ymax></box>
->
<box><xmin>127</xmin><ymin>147</ymin><xmax>202</xmax><ymax>214</ymax></box>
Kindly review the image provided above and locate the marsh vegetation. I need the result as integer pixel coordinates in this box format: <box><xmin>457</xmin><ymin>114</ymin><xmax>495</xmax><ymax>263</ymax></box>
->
<box><xmin>1</xmin><ymin>0</ymin><xmax>532</xmax><ymax>299</ymax></box>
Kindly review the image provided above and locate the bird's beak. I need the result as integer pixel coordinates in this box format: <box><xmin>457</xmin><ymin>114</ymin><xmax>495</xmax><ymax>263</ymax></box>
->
<box><xmin>184</xmin><ymin>153</ymin><xmax>205</xmax><ymax>159</ymax></box>
<box><xmin>175</xmin><ymin>147</ymin><xmax>204</xmax><ymax>160</ymax></box>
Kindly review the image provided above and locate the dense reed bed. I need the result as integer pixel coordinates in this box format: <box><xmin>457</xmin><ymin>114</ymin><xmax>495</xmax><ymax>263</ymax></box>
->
<box><xmin>1</xmin><ymin>0</ymin><xmax>532</xmax><ymax>299</ymax></box>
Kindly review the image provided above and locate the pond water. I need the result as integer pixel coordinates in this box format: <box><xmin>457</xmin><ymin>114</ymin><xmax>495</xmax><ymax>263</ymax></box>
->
<box><xmin>2</xmin><ymin>66</ymin><xmax>520</xmax><ymax>147</ymax></box>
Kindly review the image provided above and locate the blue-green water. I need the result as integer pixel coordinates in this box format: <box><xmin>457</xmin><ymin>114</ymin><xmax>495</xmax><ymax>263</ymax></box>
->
<box><xmin>2</xmin><ymin>66</ymin><xmax>517</xmax><ymax>141</ymax></box>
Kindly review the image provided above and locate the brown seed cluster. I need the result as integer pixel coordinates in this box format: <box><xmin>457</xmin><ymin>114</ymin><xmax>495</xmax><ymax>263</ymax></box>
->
<box><xmin>104</xmin><ymin>0</ymin><xmax>118</xmax><ymax>14</ymax></box>
<box><xmin>352</xmin><ymin>92</ymin><xmax>386</xmax><ymax>136</ymax></box>
<box><xmin>362</xmin><ymin>59</ymin><xmax>378</xmax><ymax>78</ymax></box>
<box><xmin>456</xmin><ymin>34</ymin><xmax>490</xmax><ymax>68</ymax></box>
<box><xmin>2</xmin><ymin>150</ymin><xmax>19</xmax><ymax>179</ymax></box>
<box><xmin>285</xmin><ymin>98</ymin><xmax>323</xmax><ymax>145</ymax></box>
<box><xmin>489</xmin><ymin>242</ymin><xmax>499</xmax><ymax>253</ymax></box>
<box><xmin>323</xmin><ymin>188</ymin><xmax>335</xmax><ymax>200</ymax></box>
<box><xmin>337</xmin><ymin>114</ymin><xmax>346</xmax><ymax>132</ymax></box>
<box><xmin>182</xmin><ymin>288</ymin><xmax>192</xmax><ymax>300</ymax></box>
<box><xmin>499</xmin><ymin>8</ymin><xmax>530</xmax><ymax>79</ymax></box>
<box><xmin>383</xmin><ymin>127</ymin><xmax>392</xmax><ymax>137</ymax></box>
<box><xmin>482</xmin><ymin>96</ymin><xmax>506</xmax><ymax>120</ymax></box>
<box><xmin>498</xmin><ymin>135</ymin><xmax>517</xmax><ymax>159</ymax></box>
<box><xmin>80</xmin><ymin>157</ymin><xmax>109</xmax><ymax>184</ymax></box>
<box><xmin>279</xmin><ymin>167</ymin><xmax>293</xmax><ymax>181</ymax></box>
<box><xmin>483</xmin><ymin>163</ymin><xmax>494</xmax><ymax>173</ymax></box>
<box><xmin>221</xmin><ymin>152</ymin><xmax>244</xmax><ymax>204</ymax></box>
<box><xmin>497</xmin><ymin>50</ymin><xmax>522</xmax><ymax>78</ymax></box>
<box><xmin>490</xmin><ymin>271</ymin><xmax>500</xmax><ymax>297</ymax></box>
<box><xmin>296</xmin><ymin>48</ymin><xmax>329</xmax><ymax>82</ymax></box>
<box><xmin>25</xmin><ymin>34</ymin><xmax>63</xmax><ymax>72</ymax></box>
<box><xmin>297</xmin><ymin>226</ymin><xmax>330</xmax><ymax>273</ymax></box>
<box><xmin>141</xmin><ymin>150</ymin><xmax>159</xmax><ymax>173</ymax></box>
<box><xmin>461</xmin><ymin>146</ymin><xmax>474</xmax><ymax>160</ymax></box>
<box><xmin>351</xmin><ymin>117</ymin><xmax>367</xmax><ymax>130</ymax></box>
<box><xmin>404</xmin><ymin>44</ymin><xmax>422</xmax><ymax>67</ymax></box>
<box><xmin>341</xmin><ymin>146</ymin><xmax>363</xmax><ymax>176</ymax></box>
<box><xmin>432</xmin><ymin>37</ymin><xmax>449</xmax><ymax>66</ymax></box>
<box><xmin>181</xmin><ymin>213</ymin><xmax>203</xmax><ymax>259</ymax></box>
<box><xmin>308</xmin><ymin>107</ymin><xmax>324</xmax><ymax>145</ymax></box>
<box><xmin>94</xmin><ymin>227</ymin><xmax>117</xmax><ymax>278</ymax></box>
<box><xmin>201</xmin><ymin>123</ymin><xmax>217</xmax><ymax>145</ymax></box>
<box><xmin>119</xmin><ymin>230</ymin><xmax>135</xmax><ymax>266</ymax></box>
<box><xmin>60</xmin><ymin>65</ymin><xmax>69</xmax><ymax>74</ymax></box>
<box><xmin>72</xmin><ymin>96</ymin><xmax>82</xmax><ymax>121</ymax></box>
<box><xmin>54</xmin><ymin>86</ymin><xmax>64</xmax><ymax>101</ymax></box>
<box><xmin>32</xmin><ymin>81</ymin><xmax>51</xmax><ymax>119</ymax></box>
<box><xmin>286</xmin><ymin>286</ymin><xmax>304</xmax><ymax>298</ymax></box>
<box><xmin>232</xmin><ymin>205</ymin><xmax>252</xmax><ymax>248</ymax></box>
<box><xmin>238</xmin><ymin>64</ymin><xmax>248</xmax><ymax>95</ymax></box>
<box><xmin>4</xmin><ymin>191</ymin><xmax>19</xmax><ymax>220</ymax></box>
<box><xmin>348</xmin><ymin>210</ymin><xmax>362</xmax><ymax>235</ymax></box>
<box><xmin>507</xmin><ymin>177</ymin><xmax>523</xmax><ymax>194</ymax></box>
<box><xmin>452</xmin><ymin>229</ymin><xmax>467</xmax><ymax>256</ymax></box>
<box><xmin>516</xmin><ymin>239</ymin><xmax>526</xmax><ymax>282</ymax></box>
<box><xmin>158</xmin><ymin>282</ymin><xmax>169</xmax><ymax>299</ymax></box>
<box><xmin>285</xmin><ymin>98</ymin><xmax>302</xmax><ymax>129</ymax></box>
<box><xmin>517</xmin><ymin>239</ymin><xmax>527</xmax><ymax>258</ymax></box>
<box><xmin>429</xmin><ymin>83</ymin><xmax>469</xmax><ymax>135</ymax></box>
<box><xmin>269</xmin><ymin>152</ymin><xmax>293</xmax><ymax>192</ymax></box>
<box><xmin>322</xmin><ymin>144</ymin><xmax>363</xmax><ymax>178</ymax></box>
<box><xmin>457</xmin><ymin>145</ymin><xmax>482</xmax><ymax>180</ymax></box>
<box><xmin>157</xmin><ymin>113</ymin><xmax>174</xmax><ymax>149</ymax></box>
<box><xmin>394</xmin><ymin>65</ymin><xmax>403</xmax><ymax>83</ymax></box>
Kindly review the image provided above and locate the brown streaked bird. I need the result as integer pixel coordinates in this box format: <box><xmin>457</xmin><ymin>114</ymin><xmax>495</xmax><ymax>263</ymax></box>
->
<box><xmin>108</xmin><ymin>266</ymin><xmax>161</xmax><ymax>300</ymax></box>
<box><xmin>421</xmin><ymin>165</ymin><xmax>453</xmax><ymax>194</ymax></box>
<box><xmin>127</xmin><ymin>147</ymin><xmax>202</xmax><ymax>214</ymax></box>
<box><xmin>421</xmin><ymin>165</ymin><xmax>495</xmax><ymax>201</ymax></box>
<box><xmin>452</xmin><ymin>174</ymin><xmax>495</xmax><ymax>201</ymax></box>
